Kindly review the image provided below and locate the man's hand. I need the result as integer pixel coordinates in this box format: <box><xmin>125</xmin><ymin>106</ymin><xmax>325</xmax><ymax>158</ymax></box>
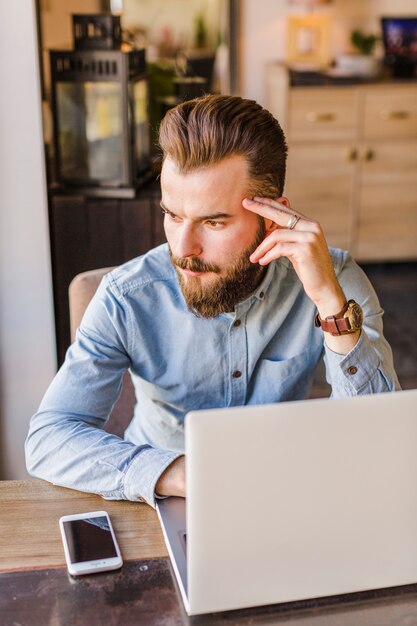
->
<box><xmin>155</xmin><ymin>455</ymin><xmax>186</xmax><ymax>498</ymax></box>
<box><xmin>242</xmin><ymin>196</ymin><xmax>360</xmax><ymax>355</ymax></box>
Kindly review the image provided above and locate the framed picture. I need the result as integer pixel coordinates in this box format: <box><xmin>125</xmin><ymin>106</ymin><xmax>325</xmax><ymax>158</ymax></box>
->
<box><xmin>286</xmin><ymin>14</ymin><xmax>331</xmax><ymax>68</ymax></box>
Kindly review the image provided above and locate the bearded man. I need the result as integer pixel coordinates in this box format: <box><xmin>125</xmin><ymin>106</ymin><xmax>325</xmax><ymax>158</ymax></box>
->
<box><xmin>26</xmin><ymin>95</ymin><xmax>399</xmax><ymax>506</ymax></box>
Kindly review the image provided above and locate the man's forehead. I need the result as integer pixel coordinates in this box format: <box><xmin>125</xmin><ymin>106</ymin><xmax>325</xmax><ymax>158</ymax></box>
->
<box><xmin>161</xmin><ymin>154</ymin><xmax>249</xmax><ymax>182</ymax></box>
<box><xmin>160</xmin><ymin>155</ymin><xmax>252</xmax><ymax>214</ymax></box>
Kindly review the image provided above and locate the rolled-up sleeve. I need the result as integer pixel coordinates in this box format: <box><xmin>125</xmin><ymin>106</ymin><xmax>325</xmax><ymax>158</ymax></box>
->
<box><xmin>323</xmin><ymin>253</ymin><xmax>401</xmax><ymax>397</ymax></box>
<box><xmin>25</xmin><ymin>273</ymin><xmax>180</xmax><ymax>508</ymax></box>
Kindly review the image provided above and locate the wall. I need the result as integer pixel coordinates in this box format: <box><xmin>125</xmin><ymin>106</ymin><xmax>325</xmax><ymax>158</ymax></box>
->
<box><xmin>41</xmin><ymin>0</ymin><xmax>103</xmax><ymax>92</ymax></box>
<box><xmin>0</xmin><ymin>0</ymin><xmax>56</xmax><ymax>478</ymax></box>
<box><xmin>41</xmin><ymin>0</ymin><xmax>222</xmax><ymax>64</ymax></box>
<box><xmin>240</xmin><ymin>0</ymin><xmax>417</xmax><ymax>104</ymax></box>
<box><xmin>122</xmin><ymin>0</ymin><xmax>222</xmax><ymax>51</ymax></box>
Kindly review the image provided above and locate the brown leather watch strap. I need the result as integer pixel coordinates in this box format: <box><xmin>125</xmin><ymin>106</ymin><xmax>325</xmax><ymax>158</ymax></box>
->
<box><xmin>314</xmin><ymin>300</ymin><xmax>363</xmax><ymax>336</ymax></box>
<box><xmin>315</xmin><ymin>314</ymin><xmax>352</xmax><ymax>335</ymax></box>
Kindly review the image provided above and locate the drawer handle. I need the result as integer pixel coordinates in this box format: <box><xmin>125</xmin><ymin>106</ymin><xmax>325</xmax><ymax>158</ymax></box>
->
<box><xmin>306</xmin><ymin>112</ymin><xmax>335</xmax><ymax>123</ymax></box>
<box><xmin>380</xmin><ymin>110</ymin><xmax>410</xmax><ymax>121</ymax></box>
<box><xmin>347</xmin><ymin>148</ymin><xmax>357</xmax><ymax>161</ymax></box>
<box><xmin>361</xmin><ymin>148</ymin><xmax>374</xmax><ymax>162</ymax></box>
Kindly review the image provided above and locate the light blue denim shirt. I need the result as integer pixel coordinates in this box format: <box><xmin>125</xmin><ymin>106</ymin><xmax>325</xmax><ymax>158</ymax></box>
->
<box><xmin>26</xmin><ymin>244</ymin><xmax>400</xmax><ymax>507</ymax></box>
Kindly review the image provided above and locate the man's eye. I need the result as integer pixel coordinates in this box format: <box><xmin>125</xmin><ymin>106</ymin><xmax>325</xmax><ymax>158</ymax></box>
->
<box><xmin>162</xmin><ymin>209</ymin><xmax>180</xmax><ymax>222</ymax></box>
<box><xmin>205</xmin><ymin>220</ymin><xmax>224</xmax><ymax>229</ymax></box>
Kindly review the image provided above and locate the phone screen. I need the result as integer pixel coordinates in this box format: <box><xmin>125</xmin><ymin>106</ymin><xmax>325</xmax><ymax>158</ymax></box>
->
<box><xmin>61</xmin><ymin>515</ymin><xmax>118</xmax><ymax>563</ymax></box>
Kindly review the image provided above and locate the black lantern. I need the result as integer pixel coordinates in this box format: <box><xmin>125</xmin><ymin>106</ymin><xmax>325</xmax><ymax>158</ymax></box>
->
<box><xmin>50</xmin><ymin>15</ymin><xmax>151</xmax><ymax>198</ymax></box>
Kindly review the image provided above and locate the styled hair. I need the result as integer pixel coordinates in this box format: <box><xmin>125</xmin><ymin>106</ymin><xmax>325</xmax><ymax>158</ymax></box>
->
<box><xmin>158</xmin><ymin>94</ymin><xmax>288</xmax><ymax>197</ymax></box>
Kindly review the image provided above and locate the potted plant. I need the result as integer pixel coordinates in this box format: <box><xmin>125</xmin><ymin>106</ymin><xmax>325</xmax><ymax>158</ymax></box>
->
<box><xmin>336</xmin><ymin>29</ymin><xmax>380</xmax><ymax>77</ymax></box>
<box><xmin>350</xmin><ymin>30</ymin><xmax>379</xmax><ymax>57</ymax></box>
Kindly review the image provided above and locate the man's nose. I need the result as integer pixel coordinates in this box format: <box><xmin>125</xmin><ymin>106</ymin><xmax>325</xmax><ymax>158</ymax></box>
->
<box><xmin>173</xmin><ymin>224</ymin><xmax>203</xmax><ymax>259</ymax></box>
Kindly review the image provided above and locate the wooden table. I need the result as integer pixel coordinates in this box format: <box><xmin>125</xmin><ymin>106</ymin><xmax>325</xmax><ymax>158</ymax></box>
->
<box><xmin>3</xmin><ymin>479</ymin><xmax>417</xmax><ymax>626</ymax></box>
<box><xmin>0</xmin><ymin>479</ymin><xmax>167</xmax><ymax>572</ymax></box>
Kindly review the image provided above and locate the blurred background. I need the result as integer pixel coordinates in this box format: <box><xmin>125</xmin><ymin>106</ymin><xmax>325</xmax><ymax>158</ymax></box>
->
<box><xmin>0</xmin><ymin>0</ymin><xmax>416</xmax><ymax>481</ymax></box>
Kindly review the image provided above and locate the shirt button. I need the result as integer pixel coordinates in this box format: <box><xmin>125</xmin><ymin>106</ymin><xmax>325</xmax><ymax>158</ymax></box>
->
<box><xmin>233</xmin><ymin>319</ymin><xmax>241</xmax><ymax>327</ymax></box>
<box><xmin>347</xmin><ymin>366</ymin><xmax>358</xmax><ymax>375</ymax></box>
<box><xmin>259</xmin><ymin>292</ymin><xmax>265</xmax><ymax>299</ymax></box>
<box><xmin>138</xmin><ymin>497</ymin><xmax>146</xmax><ymax>503</ymax></box>
<box><xmin>232</xmin><ymin>370</ymin><xmax>242</xmax><ymax>378</ymax></box>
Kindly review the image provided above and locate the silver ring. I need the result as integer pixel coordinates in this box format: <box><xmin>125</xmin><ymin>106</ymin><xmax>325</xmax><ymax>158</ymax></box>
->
<box><xmin>286</xmin><ymin>214</ymin><xmax>300</xmax><ymax>230</ymax></box>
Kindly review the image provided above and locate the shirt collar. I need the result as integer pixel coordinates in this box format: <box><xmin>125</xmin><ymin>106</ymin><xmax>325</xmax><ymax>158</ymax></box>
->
<box><xmin>252</xmin><ymin>262</ymin><xmax>277</xmax><ymax>301</ymax></box>
<box><xmin>232</xmin><ymin>261</ymin><xmax>283</xmax><ymax>318</ymax></box>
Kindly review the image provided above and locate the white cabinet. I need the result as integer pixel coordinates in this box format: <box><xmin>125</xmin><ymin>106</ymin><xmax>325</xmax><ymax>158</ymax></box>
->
<box><xmin>266</xmin><ymin>65</ymin><xmax>417</xmax><ymax>261</ymax></box>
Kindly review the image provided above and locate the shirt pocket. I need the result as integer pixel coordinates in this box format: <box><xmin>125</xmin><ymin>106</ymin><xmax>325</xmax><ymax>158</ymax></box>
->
<box><xmin>251</xmin><ymin>350</ymin><xmax>311</xmax><ymax>403</ymax></box>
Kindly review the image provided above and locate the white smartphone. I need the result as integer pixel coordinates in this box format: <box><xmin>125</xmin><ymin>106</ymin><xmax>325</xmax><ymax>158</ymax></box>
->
<box><xmin>59</xmin><ymin>510</ymin><xmax>123</xmax><ymax>576</ymax></box>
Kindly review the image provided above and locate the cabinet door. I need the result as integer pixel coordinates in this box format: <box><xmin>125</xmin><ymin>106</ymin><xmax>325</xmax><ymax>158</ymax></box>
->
<box><xmin>288</xmin><ymin>88</ymin><xmax>358</xmax><ymax>142</ymax></box>
<box><xmin>363</xmin><ymin>86</ymin><xmax>417</xmax><ymax>142</ymax></box>
<box><xmin>356</xmin><ymin>141</ymin><xmax>417</xmax><ymax>261</ymax></box>
<box><xmin>286</xmin><ymin>142</ymin><xmax>356</xmax><ymax>250</ymax></box>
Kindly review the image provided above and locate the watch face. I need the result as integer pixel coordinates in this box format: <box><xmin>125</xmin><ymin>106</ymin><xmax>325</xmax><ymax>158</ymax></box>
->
<box><xmin>348</xmin><ymin>302</ymin><xmax>364</xmax><ymax>331</ymax></box>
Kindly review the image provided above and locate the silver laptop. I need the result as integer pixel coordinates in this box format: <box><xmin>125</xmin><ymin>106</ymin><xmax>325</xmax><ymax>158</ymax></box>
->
<box><xmin>156</xmin><ymin>389</ymin><xmax>417</xmax><ymax>616</ymax></box>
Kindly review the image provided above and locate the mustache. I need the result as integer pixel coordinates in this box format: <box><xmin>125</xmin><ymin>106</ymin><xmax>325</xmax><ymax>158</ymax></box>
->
<box><xmin>171</xmin><ymin>255</ymin><xmax>221</xmax><ymax>274</ymax></box>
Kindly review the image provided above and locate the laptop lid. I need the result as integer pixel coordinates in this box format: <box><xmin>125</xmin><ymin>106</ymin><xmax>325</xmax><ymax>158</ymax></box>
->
<box><xmin>183</xmin><ymin>390</ymin><xmax>417</xmax><ymax>615</ymax></box>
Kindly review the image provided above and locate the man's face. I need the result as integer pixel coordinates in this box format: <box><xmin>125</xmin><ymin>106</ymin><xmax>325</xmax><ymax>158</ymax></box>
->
<box><xmin>160</xmin><ymin>155</ymin><xmax>267</xmax><ymax>317</ymax></box>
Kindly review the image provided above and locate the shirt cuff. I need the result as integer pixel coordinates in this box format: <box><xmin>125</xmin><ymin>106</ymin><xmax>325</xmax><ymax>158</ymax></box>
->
<box><xmin>123</xmin><ymin>447</ymin><xmax>183</xmax><ymax>508</ymax></box>
<box><xmin>324</xmin><ymin>330</ymin><xmax>380</xmax><ymax>394</ymax></box>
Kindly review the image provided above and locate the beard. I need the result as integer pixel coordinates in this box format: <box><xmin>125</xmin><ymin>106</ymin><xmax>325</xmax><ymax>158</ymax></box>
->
<box><xmin>169</xmin><ymin>220</ymin><xmax>266</xmax><ymax>318</ymax></box>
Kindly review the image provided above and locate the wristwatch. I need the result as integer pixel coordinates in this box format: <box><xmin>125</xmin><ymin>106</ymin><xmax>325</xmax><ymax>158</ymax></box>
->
<box><xmin>314</xmin><ymin>299</ymin><xmax>363</xmax><ymax>336</ymax></box>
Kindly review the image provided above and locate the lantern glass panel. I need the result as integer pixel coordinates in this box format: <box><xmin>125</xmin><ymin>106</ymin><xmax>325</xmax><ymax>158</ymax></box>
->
<box><xmin>56</xmin><ymin>81</ymin><xmax>123</xmax><ymax>182</ymax></box>
<box><xmin>132</xmin><ymin>78</ymin><xmax>150</xmax><ymax>175</ymax></box>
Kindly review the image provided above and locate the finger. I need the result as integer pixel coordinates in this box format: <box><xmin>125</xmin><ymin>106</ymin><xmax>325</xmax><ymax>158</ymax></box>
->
<box><xmin>242</xmin><ymin>197</ymin><xmax>295</xmax><ymax>229</ymax></box>
<box><xmin>250</xmin><ymin>229</ymin><xmax>306</xmax><ymax>263</ymax></box>
<box><xmin>253</xmin><ymin>197</ymin><xmax>312</xmax><ymax>223</ymax></box>
<box><xmin>254</xmin><ymin>241</ymin><xmax>302</xmax><ymax>266</ymax></box>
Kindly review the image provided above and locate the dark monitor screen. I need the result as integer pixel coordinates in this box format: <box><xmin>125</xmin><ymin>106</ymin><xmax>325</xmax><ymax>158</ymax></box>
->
<box><xmin>381</xmin><ymin>17</ymin><xmax>417</xmax><ymax>64</ymax></box>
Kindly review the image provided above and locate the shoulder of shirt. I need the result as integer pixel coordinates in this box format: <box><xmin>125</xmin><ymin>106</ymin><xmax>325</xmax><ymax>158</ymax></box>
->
<box><xmin>101</xmin><ymin>243</ymin><xmax>176</xmax><ymax>297</ymax></box>
<box><xmin>328</xmin><ymin>246</ymin><xmax>352</xmax><ymax>275</ymax></box>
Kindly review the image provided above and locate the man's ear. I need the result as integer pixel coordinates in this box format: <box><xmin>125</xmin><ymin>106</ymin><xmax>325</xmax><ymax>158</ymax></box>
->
<box><xmin>264</xmin><ymin>197</ymin><xmax>292</xmax><ymax>233</ymax></box>
<box><xmin>264</xmin><ymin>218</ymin><xmax>277</xmax><ymax>234</ymax></box>
<box><xmin>277</xmin><ymin>196</ymin><xmax>291</xmax><ymax>209</ymax></box>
